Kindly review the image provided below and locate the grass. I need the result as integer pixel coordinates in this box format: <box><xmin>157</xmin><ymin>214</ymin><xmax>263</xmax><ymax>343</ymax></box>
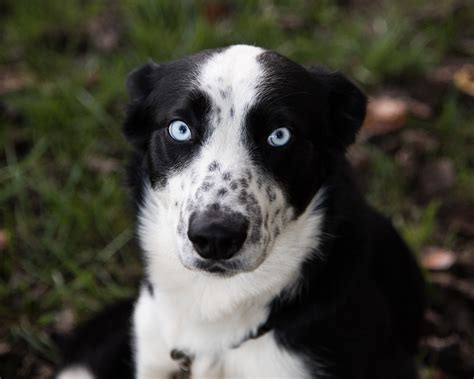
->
<box><xmin>1</xmin><ymin>0</ymin><xmax>473</xmax><ymax>376</ymax></box>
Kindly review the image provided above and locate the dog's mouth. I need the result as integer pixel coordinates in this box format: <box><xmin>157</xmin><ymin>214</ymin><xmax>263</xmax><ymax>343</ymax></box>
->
<box><xmin>191</xmin><ymin>258</ymin><xmax>244</xmax><ymax>276</ymax></box>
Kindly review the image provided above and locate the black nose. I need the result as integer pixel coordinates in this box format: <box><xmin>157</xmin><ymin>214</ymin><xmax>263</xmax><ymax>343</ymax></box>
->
<box><xmin>187</xmin><ymin>210</ymin><xmax>248</xmax><ymax>260</ymax></box>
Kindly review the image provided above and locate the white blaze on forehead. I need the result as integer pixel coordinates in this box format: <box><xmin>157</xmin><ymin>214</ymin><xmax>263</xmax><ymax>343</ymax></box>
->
<box><xmin>199</xmin><ymin>44</ymin><xmax>265</xmax><ymax>112</ymax></box>
<box><xmin>196</xmin><ymin>45</ymin><xmax>265</xmax><ymax>169</ymax></box>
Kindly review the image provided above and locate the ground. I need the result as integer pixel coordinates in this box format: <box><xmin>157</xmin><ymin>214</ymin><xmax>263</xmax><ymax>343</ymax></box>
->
<box><xmin>0</xmin><ymin>0</ymin><xmax>473</xmax><ymax>378</ymax></box>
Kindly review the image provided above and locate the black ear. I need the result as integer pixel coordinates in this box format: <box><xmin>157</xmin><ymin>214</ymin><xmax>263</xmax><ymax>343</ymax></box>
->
<box><xmin>310</xmin><ymin>68</ymin><xmax>367</xmax><ymax>150</ymax></box>
<box><xmin>126</xmin><ymin>60</ymin><xmax>160</xmax><ymax>102</ymax></box>
<box><xmin>124</xmin><ymin>61</ymin><xmax>161</xmax><ymax>149</ymax></box>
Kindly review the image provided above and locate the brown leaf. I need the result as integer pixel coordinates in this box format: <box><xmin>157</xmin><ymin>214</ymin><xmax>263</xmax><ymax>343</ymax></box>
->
<box><xmin>362</xmin><ymin>96</ymin><xmax>408</xmax><ymax>137</ymax></box>
<box><xmin>0</xmin><ymin>66</ymin><xmax>34</xmax><ymax>95</ymax></box>
<box><xmin>85</xmin><ymin>155</ymin><xmax>120</xmax><ymax>174</ymax></box>
<box><xmin>0</xmin><ymin>229</ymin><xmax>9</xmax><ymax>252</ymax></box>
<box><xmin>422</xmin><ymin>246</ymin><xmax>456</xmax><ymax>271</ymax></box>
<box><xmin>200</xmin><ymin>1</ymin><xmax>233</xmax><ymax>24</ymax></box>
<box><xmin>405</xmin><ymin>98</ymin><xmax>433</xmax><ymax>119</ymax></box>
<box><xmin>54</xmin><ymin>308</ymin><xmax>76</xmax><ymax>334</ymax></box>
<box><xmin>87</xmin><ymin>5</ymin><xmax>121</xmax><ymax>52</ymax></box>
<box><xmin>278</xmin><ymin>14</ymin><xmax>306</xmax><ymax>31</ymax></box>
<box><xmin>0</xmin><ymin>342</ymin><xmax>11</xmax><ymax>355</ymax></box>
<box><xmin>453</xmin><ymin>64</ymin><xmax>474</xmax><ymax>97</ymax></box>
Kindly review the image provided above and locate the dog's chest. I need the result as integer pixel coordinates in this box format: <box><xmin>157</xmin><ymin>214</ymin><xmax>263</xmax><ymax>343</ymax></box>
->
<box><xmin>133</xmin><ymin>290</ymin><xmax>310</xmax><ymax>379</ymax></box>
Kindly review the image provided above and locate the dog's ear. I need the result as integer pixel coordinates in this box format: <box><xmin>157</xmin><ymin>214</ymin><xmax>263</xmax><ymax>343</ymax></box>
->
<box><xmin>126</xmin><ymin>60</ymin><xmax>160</xmax><ymax>102</ymax></box>
<box><xmin>124</xmin><ymin>61</ymin><xmax>161</xmax><ymax>149</ymax></box>
<box><xmin>310</xmin><ymin>67</ymin><xmax>367</xmax><ymax>151</ymax></box>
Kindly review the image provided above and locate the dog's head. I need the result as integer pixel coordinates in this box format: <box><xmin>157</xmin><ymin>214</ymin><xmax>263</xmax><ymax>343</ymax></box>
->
<box><xmin>125</xmin><ymin>45</ymin><xmax>366</xmax><ymax>277</ymax></box>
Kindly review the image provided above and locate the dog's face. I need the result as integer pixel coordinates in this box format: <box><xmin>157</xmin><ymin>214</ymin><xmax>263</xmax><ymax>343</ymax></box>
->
<box><xmin>125</xmin><ymin>45</ymin><xmax>366</xmax><ymax>277</ymax></box>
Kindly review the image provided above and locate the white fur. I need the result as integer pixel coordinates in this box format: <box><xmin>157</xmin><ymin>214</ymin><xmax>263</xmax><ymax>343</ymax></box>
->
<box><xmin>133</xmin><ymin>45</ymin><xmax>325</xmax><ymax>378</ymax></box>
<box><xmin>56</xmin><ymin>365</ymin><xmax>95</xmax><ymax>379</ymax></box>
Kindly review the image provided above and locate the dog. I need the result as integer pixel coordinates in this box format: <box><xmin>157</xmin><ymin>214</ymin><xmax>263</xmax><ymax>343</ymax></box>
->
<box><xmin>56</xmin><ymin>45</ymin><xmax>425</xmax><ymax>379</ymax></box>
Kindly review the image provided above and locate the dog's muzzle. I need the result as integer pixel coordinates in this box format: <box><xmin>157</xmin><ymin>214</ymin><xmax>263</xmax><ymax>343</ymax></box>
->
<box><xmin>187</xmin><ymin>209</ymin><xmax>249</xmax><ymax>261</ymax></box>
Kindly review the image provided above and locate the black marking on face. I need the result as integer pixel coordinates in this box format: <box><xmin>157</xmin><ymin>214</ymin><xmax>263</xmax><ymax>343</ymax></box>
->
<box><xmin>210</xmin><ymin>202</ymin><xmax>220</xmax><ymax>211</ymax></box>
<box><xmin>275</xmin><ymin>227</ymin><xmax>280</xmax><ymax>237</ymax></box>
<box><xmin>177</xmin><ymin>217</ymin><xmax>185</xmax><ymax>235</ymax></box>
<box><xmin>230</xmin><ymin>106</ymin><xmax>235</xmax><ymax>118</ymax></box>
<box><xmin>245</xmin><ymin>169</ymin><xmax>252</xmax><ymax>181</ymax></box>
<box><xmin>219</xmin><ymin>89</ymin><xmax>227</xmax><ymax>99</ymax></box>
<box><xmin>256</xmin><ymin>177</ymin><xmax>263</xmax><ymax>190</ymax></box>
<box><xmin>175</xmin><ymin>201</ymin><xmax>178</xmax><ymax>207</ymax></box>
<box><xmin>217</xmin><ymin>188</ymin><xmax>228</xmax><ymax>197</ymax></box>
<box><xmin>238</xmin><ymin>190</ymin><xmax>248</xmax><ymax>204</ymax></box>
<box><xmin>275</xmin><ymin>208</ymin><xmax>281</xmax><ymax>216</ymax></box>
<box><xmin>264</xmin><ymin>213</ymin><xmax>269</xmax><ymax>228</ymax></box>
<box><xmin>246</xmin><ymin>199</ymin><xmax>260</xmax><ymax>215</ymax></box>
<box><xmin>239</xmin><ymin>178</ymin><xmax>249</xmax><ymax>188</ymax></box>
<box><xmin>200</xmin><ymin>181</ymin><xmax>214</xmax><ymax>192</ymax></box>
<box><xmin>266</xmin><ymin>186</ymin><xmax>277</xmax><ymax>202</ymax></box>
<box><xmin>208</xmin><ymin>161</ymin><xmax>220</xmax><ymax>172</ymax></box>
<box><xmin>170</xmin><ymin>349</ymin><xmax>193</xmax><ymax>372</ymax></box>
<box><xmin>246</xmin><ymin>203</ymin><xmax>255</xmax><ymax>214</ymax></box>
<box><xmin>222</xmin><ymin>172</ymin><xmax>232</xmax><ymax>181</ymax></box>
<box><xmin>249</xmin><ymin>215</ymin><xmax>262</xmax><ymax>243</ymax></box>
<box><xmin>230</xmin><ymin>181</ymin><xmax>238</xmax><ymax>191</ymax></box>
<box><xmin>145</xmin><ymin>280</ymin><xmax>154</xmax><ymax>297</ymax></box>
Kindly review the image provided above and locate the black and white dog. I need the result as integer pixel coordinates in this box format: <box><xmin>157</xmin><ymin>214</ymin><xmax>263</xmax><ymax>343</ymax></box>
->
<box><xmin>56</xmin><ymin>45</ymin><xmax>425</xmax><ymax>379</ymax></box>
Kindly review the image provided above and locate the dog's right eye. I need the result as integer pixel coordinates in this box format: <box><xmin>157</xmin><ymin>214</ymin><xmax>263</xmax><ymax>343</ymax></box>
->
<box><xmin>168</xmin><ymin>120</ymin><xmax>192</xmax><ymax>141</ymax></box>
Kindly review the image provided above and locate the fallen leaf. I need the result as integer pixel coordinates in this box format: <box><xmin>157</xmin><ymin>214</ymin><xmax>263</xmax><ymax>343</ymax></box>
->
<box><xmin>362</xmin><ymin>96</ymin><xmax>408</xmax><ymax>137</ymax></box>
<box><xmin>85</xmin><ymin>155</ymin><xmax>120</xmax><ymax>173</ymax></box>
<box><xmin>422</xmin><ymin>334</ymin><xmax>459</xmax><ymax>352</ymax></box>
<box><xmin>87</xmin><ymin>5</ymin><xmax>121</xmax><ymax>52</ymax></box>
<box><xmin>0</xmin><ymin>66</ymin><xmax>34</xmax><ymax>95</ymax></box>
<box><xmin>200</xmin><ymin>0</ymin><xmax>233</xmax><ymax>24</ymax></box>
<box><xmin>405</xmin><ymin>98</ymin><xmax>433</xmax><ymax>119</ymax></box>
<box><xmin>422</xmin><ymin>246</ymin><xmax>456</xmax><ymax>271</ymax></box>
<box><xmin>0</xmin><ymin>342</ymin><xmax>11</xmax><ymax>355</ymax></box>
<box><xmin>453</xmin><ymin>64</ymin><xmax>474</xmax><ymax>97</ymax></box>
<box><xmin>54</xmin><ymin>308</ymin><xmax>76</xmax><ymax>334</ymax></box>
<box><xmin>278</xmin><ymin>14</ymin><xmax>305</xmax><ymax>31</ymax></box>
<box><xmin>0</xmin><ymin>229</ymin><xmax>9</xmax><ymax>252</ymax></box>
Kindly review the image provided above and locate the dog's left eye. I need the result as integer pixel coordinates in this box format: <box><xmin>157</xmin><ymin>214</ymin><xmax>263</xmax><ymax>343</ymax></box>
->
<box><xmin>267</xmin><ymin>127</ymin><xmax>291</xmax><ymax>147</ymax></box>
<box><xmin>168</xmin><ymin>120</ymin><xmax>192</xmax><ymax>141</ymax></box>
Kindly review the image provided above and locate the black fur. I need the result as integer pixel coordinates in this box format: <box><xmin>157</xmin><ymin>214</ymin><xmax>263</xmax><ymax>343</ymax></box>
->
<box><xmin>55</xmin><ymin>298</ymin><xmax>135</xmax><ymax>378</ymax></box>
<box><xmin>264</xmin><ymin>161</ymin><xmax>425</xmax><ymax>378</ymax></box>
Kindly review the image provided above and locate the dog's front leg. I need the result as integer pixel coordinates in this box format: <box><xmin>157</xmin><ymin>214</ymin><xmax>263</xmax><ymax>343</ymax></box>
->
<box><xmin>133</xmin><ymin>289</ymin><xmax>177</xmax><ymax>379</ymax></box>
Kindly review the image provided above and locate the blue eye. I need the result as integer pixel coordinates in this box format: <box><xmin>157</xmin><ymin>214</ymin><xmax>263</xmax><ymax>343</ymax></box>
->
<box><xmin>168</xmin><ymin>120</ymin><xmax>192</xmax><ymax>141</ymax></box>
<box><xmin>267</xmin><ymin>127</ymin><xmax>291</xmax><ymax>147</ymax></box>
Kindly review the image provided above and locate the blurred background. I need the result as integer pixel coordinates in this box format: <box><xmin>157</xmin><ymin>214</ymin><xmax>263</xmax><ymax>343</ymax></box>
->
<box><xmin>0</xmin><ymin>0</ymin><xmax>473</xmax><ymax>378</ymax></box>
